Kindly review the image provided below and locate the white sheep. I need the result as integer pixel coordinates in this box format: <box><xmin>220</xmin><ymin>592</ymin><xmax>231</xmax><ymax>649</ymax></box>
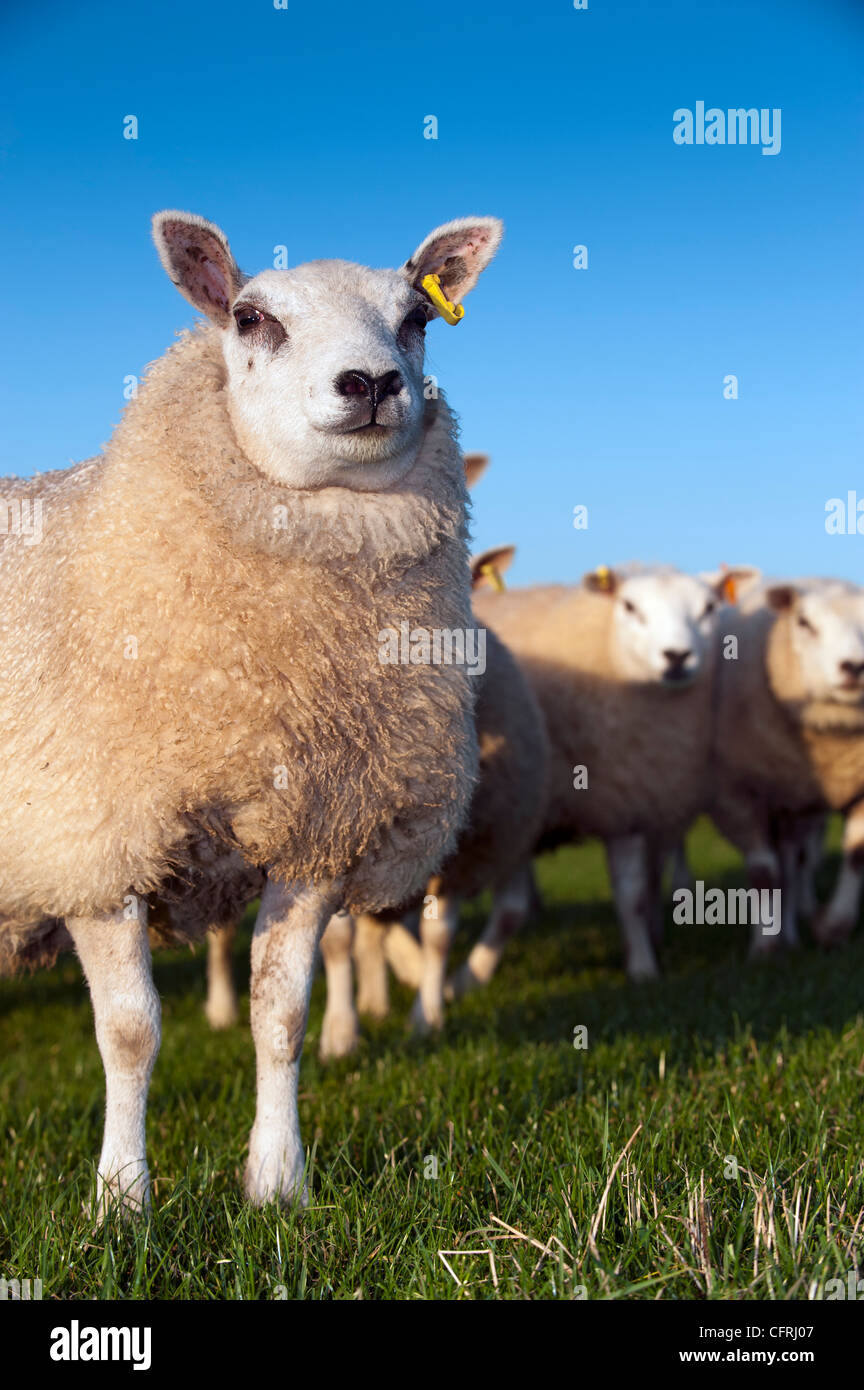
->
<box><xmin>460</xmin><ymin>558</ymin><xmax>755</xmax><ymax>983</ymax></box>
<box><xmin>713</xmin><ymin>578</ymin><xmax>864</xmax><ymax>953</ymax></box>
<box><xmin>0</xmin><ymin>208</ymin><xmax>502</xmax><ymax>1213</ymax></box>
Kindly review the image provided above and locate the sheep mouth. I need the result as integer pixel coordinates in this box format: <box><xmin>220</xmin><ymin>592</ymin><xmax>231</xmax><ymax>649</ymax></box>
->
<box><xmin>661</xmin><ymin>667</ymin><xmax>696</xmax><ymax>686</ymax></box>
<box><xmin>834</xmin><ymin>679</ymin><xmax>864</xmax><ymax>700</ymax></box>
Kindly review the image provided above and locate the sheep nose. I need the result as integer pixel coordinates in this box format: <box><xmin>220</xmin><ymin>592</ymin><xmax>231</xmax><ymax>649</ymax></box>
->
<box><xmin>663</xmin><ymin>648</ymin><xmax>692</xmax><ymax>669</ymax></box>
<box><xmin>840</xmin><ymin>659</ymin><xmax>864</xmax><ymax>680</ymax></box>
<box><xmin>335</xmin><ymin>369</ymin><xmax>403</xmax><ymax>405</ymax></box>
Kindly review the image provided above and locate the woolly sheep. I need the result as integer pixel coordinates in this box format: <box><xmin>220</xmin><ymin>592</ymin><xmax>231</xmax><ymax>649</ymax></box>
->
<box><xmin>712</xmin><ymin>577</ymin><xmax>864</xmax><ymax>953</ymax></box>
<box><xmin>0</xmin><ymin>208</ymin><xmax>502</xmax><ymax>1213</ymax></box>
<box><xmin>462</xmin><ymin>558</ymin><xmax>755</xmax><ymax>983</ymax></box>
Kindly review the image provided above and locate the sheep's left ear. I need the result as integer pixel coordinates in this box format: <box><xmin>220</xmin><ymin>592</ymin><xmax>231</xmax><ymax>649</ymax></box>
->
<box><xmin>584</xmin><ymin>566</ymin><xmax>618</xmax><ymax>596</ymax></box>
<box><xmin>471</xmin><ymin>545</ymin><xmax>515</xmax><ymax>591</ymax></box>
<box><xmin>402</xmin><ymin>217</ymin><xmax>503</xmax><ymax>308</ymax></box>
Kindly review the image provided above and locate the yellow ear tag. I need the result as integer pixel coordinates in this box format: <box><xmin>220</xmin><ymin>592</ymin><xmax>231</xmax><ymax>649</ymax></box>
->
<box><xmin>421</xmin><ymin>273</ymin><xmax>465</xmax><ymax>326</ymax></box>
<box><xmin>480</xmin><ymin>562</ymin><xmax>506</xmax><ymax>592</ymax></box>
<box><xmin>595</xmin><ymin>565</ymin><xmax>612</xmax><ymax>592</ymax></box>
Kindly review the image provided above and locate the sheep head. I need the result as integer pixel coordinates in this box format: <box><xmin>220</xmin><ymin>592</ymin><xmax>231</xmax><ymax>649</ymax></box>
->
<box><xmin>151</xmin><ymin>211</ymin><xmax>503</xmax><ymax>491</ymax></box>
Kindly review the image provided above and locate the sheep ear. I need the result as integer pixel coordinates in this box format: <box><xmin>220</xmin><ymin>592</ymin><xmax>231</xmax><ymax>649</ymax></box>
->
<box><xmin>152</xmin><ymin>210</ymin><xmax>246</xmax><ymax>326</ymax></box>
<box><xmin>464</xmin><ymin>453</ymin><xmax>490</xmax><ymax>488</ymax></box>
<box><xmin>766</xmin><ymin>584</ymin><xmax>799</xmax><ymax>612</ymax></box>
<box><xmin>584</xmin><ymin>566</ymin><xmax>618</xmax><ymax>596</ymax></box>
<box><xmin>702</xmin><ymin>565</ymin><xmax>762</xmax><ymax>604</ymax></box>
<box><xmin>402</xmin><ymin>217</ymin><xmax>503</xmax><ymax>308</ymax></box>
<box><xmin>471</xmin><ymin>545</ymin><xmax>515</xmax><ymax>591</ymax></box>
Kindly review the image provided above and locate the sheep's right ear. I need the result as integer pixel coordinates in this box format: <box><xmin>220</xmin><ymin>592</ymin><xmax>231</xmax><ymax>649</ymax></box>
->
<box><xmin>766</xmin><ymin>584</ymin><xmax>799</xmax><ymax>612</ymax></box>
<box><xmin>152</xmin><ymin>211</ymin><xmax>246</xmax><ymax>326</ymax></box>
<box><xmin>464</xmin><ymin>453</ymin><xmax>490</xmax><ymax>489</ymax></box>
<box><xmin>471</xmin><ymin>546</ymin><xmax>515</xmax><ymax>591</ymax></box>
<box><xmin>584</xmin><ymin>566</ymin><xmax>618</xmax><ymax>596</ymax></box>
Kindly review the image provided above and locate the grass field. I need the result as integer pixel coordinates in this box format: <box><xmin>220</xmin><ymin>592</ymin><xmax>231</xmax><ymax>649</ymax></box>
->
<box><xmin>1</xmin><ymin>817</ymin><xmax>863</xmax><ymax>1301</ymax></box>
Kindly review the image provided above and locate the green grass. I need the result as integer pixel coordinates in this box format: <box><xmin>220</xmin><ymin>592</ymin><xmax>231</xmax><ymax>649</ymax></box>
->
<box><xmin>2</xmin><ymin>817</ymin><xmax>863</xmax><ymax>1300</ymax></box>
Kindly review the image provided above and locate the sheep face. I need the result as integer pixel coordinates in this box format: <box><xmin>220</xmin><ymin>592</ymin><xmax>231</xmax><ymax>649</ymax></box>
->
<box><xmin>584</xmin><ymin>569</ymin><xmax>725</xmax><ymax>687</ymax></box>
<box><xmin>152</xmin><ymin>211</ymin><xmax>502</xmax><ymax>491</ymax></box>
<box><xmin>767</xmin><ymin>583</ymin><xmax>864</xmax><ymax>707</ymax></box>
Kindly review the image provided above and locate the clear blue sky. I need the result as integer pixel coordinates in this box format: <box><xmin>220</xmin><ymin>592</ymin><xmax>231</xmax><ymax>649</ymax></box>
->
<box><xmin>1</xmin><ymin>0</ymin><xmax>862</xmax><ymax>585</ymax></box>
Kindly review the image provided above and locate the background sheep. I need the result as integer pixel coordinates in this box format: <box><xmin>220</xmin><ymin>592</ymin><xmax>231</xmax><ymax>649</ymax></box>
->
<box><xmin>0</xmin><ymin>208</ymin><xmax>502</xmax><ymax>1214</ymax></box>
<box><xmin>463</xmin><ymin>558</ymin><xmax>756</xmax><ymax>984</ymax></box>
<box><xmin>712</xmin><ymin>577</ymin><xmax>864</xmax><ymax>954</ymax></box>
<box><xmin>315</xmin><ymin>546</ymin><xmax>550</xmax><ymax>1052</ymax></box>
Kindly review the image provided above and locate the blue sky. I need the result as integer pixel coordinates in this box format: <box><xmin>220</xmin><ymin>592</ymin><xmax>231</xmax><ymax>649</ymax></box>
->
<box><xmin>1</xmin><ymin>0</ymin><xmax>862</xmax><ymax>585</ymax></box>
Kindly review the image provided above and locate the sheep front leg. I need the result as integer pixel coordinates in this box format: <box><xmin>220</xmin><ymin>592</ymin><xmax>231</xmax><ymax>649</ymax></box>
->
<box><xmin>446</xmin><ymin>864</ymin><xmax>533</xmax><ymax>999</ymax></box>
<box><xmin>205</xmin><ymin>921</ymin><xmax>239</xmax><ymax>1029</ymax></box>
<box><xmin>410</xmin><ymin>895</ymin><xmax>461</xmax><ymax>1034</ymax></box>
<box><xmin>245</xmin><ymin>876</ymin><xmax>340</xmax><ymax>1207</ymax></box>
<box><xmin>319</xmin><ymin>911</ymin><xmax>359</xmax><ymax>1060</ymax></box>
<box><xmin>606</xmin><ymin>834</ymin><xmax>660</xmax><ymax>982</ymax></box>
<box><xmin>354</xmin><ymin>913</ymin><xmax>391</xmax><ymax>1016</ymax></box>
<box><xmin>67</xmin><ymin>907</ymin><xmax>160</xmax><ymax>1218</ymax></box>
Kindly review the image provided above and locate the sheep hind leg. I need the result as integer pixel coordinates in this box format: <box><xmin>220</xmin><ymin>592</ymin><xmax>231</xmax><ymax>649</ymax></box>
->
<box><xmin>245</xmin><ymin>877</ymin><xmax>342</xmax><ymax>1207</ymax></box>
<box><xmin>813</xmin><ymin>802</ymin><xmax>864</xmax><ymax>946</ymax></box>
<box><xmin>445</xmin><ymin>864</ymin><xmax>533</xmax><ymax>1000</ymax></box>
<box><xmin>354</xmin><ymin>913</ymin><xmax>391</xmax><ymax>1016</ymax></box>
<box><xmin>410</xmin><ymin>896</ymin><xmax>461</xmax><ymax>1034</ymax></box>
<box><xmin>606</xmin><ymin>834</ymin><xmax>660</xmax><ymax>982</ymax></box>
<box><xmin>746</xmin><ymin>848</ymin><xmax>783</xmax><ymax>958</ymax></box>
<box><xmin>319</xmin><ymin>910</ymin><xmax>358</xmax><ymax>1060</ymax></box>
<box><xmin>205</xmin><ymin>921</ymin><xmax>239</xmax><ymax>1029</ymax></box>
<box><xmin>67</xmin><ymin>906</ymin><xmax>161</xmax><ymax>1220</ymax></box>
<box><xmin>383</xmin><ymin>909</ymin><xmax>423</xmax><ymax>990</ymax></box>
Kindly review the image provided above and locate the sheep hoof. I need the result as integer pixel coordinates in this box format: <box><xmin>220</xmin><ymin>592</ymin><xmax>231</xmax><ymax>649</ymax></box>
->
<box><xmin>409</xmin><ymin>995</ymin><xmax>444</xmax><ymax>1035</ymax></box>
<box><xmin>85</xmin><ymin>1170</ymin><xmax>151</xmax><ymax>1226</ymax></box>
<box><xmin>355</xmin><ymin>989</ymin><xmax>389</xmax><ymax>1019</ymax></box>
<box><xmin>319</xmin><ymin>1010</ymin><xmax>359</xmax><ymax>1061</ymax></box>
<box><xmin>244</xmin><ymin>1145</ymin><xmax>308</xmax><ymax>1209</ymax></box>
<box><xmin>204</xmin><ymin>996</ymin><xmax>239</xmax><ymax>1030</ymax></box>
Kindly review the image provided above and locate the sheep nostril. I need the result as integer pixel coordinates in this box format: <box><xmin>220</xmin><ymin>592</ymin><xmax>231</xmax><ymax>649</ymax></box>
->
<box><xmin>335</xmin><ymin>370</ymin><xmax>372</xmax><ymax>398</ymax></box>
<box><xmin>663</xmin><ymin>648</ymin><xmax>691</xmax><ymax>668</ymax></box>
<box><xmin>841</xmin><ymin>660</ymin><xmax>864</xmax><ymax>679</ymax></box>
<box><xmin>375</xmin><ymin>370</ymin><xmax>403</xmax><ymax>400</ymax></box>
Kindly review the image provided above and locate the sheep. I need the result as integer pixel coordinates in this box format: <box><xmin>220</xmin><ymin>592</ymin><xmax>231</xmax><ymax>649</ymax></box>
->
<box><xmin>458</xmin><ymin>557</ymin><xmax>757</xmax><ymax>984</ymax></box>
<box><xmin>315</xmin><ymin>545</ymin><xmax>550</xmax><ymax>1051</ymax></box>
<box><xmin>0</xmin><ymin>208</ymin><xmax>503</xmax><ymax>1213</ymax></box>
<box><xmin>712</xmin><ymin>578</ymin><xmax>864</xmax><ymax>953</ymax></box>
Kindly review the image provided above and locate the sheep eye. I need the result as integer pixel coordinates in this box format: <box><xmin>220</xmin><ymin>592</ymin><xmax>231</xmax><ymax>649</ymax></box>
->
<box><xmin>402</xmin><ymin>306</ymin><xmax>428</xmax><ymax>333</ymax></box>
<box><xmin>702</xmin><ymin>600</ymin><xmax>716</xmax><ymax>619</ymax></box>
<box><xmin>623</xmin><ymin>599</ymin><xmax>637</xmax><ymax>615</ymax></box>
<box><xmin>234</xmin><ymin>305</ymin><xmax>265</xmax><ymax>331</ymax></box>
<box><xmin>797</xmin><ymin>615</ymin><xmax>815</xmax><ymax>633</ymax></box>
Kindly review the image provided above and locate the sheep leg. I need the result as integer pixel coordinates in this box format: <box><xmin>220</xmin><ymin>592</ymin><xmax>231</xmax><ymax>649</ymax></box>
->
<box><xmin>606</xmin><ymin>834</ymin><xmax>660</xmax><ymax>982</ymax></box>
<box><xmin>245</xmin><ymin>876</ymin><xmax>341</xmax><ymax>1207</ymax></box>
<box><xmin>746</xmin><ymin>847</ymin><xmax>782</xmax><ymax>957</ymax></box>
<box><xmin>796</xmin><ymin>812</ymin><xmax>827</xmax><ymax>918</ymax></box>
<box><xmin>319</xmin><ymin>911</ymin><xmax>358</xmax><ymax>1060</ymax></box>
<box><xmin>667</xmin><ymin>838</ymin><xmax>694</xmax><ymax>897</ymax></box>
<box><xmin>445</xmin><ymin>864</ymin><xmax>533</xmax><ymax>999</ymax></box>
<box><xmin>205</xmin><ymin>921</ymin><xmax>239</xmax><ymax>1029</ymax></box>
<box><xmin>646</xmin><ymin>838</ymin><xmax>666</xmax><ymax>951</ymax></box>
<box><xmin>778</xmin><ymin>837</ymin><xmax>801</xmax><ymax>949</ymax></box>
<box><xmin>813</xmin><ymin>803</ymin><xmax>864</xmax><ymax>946</ymax></box>
<box><xmin>383</xmin><ymin>909</ymin><xmax>423</xmax><ymax>989</ymax></box>
<box><xmin>67</xmin><ymin>907</ymin><xmax>160</xmax><ymax>1219</ymax></box>
<box><xmin>410</xmin><ymin>896</ymin><xmax>461</xmax><ymax>1033</ymax></box>
<box><xmin>354</xmin><ymin>912</ymin><xmax>391</xmax><ymax>1015</ymax></box>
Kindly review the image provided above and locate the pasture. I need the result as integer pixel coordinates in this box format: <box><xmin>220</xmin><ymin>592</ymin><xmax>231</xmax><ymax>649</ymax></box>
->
<box><xmin>2</xmin><ymin>817</ymin><xmax>862</xmax><ymax>1301</ymax></box>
